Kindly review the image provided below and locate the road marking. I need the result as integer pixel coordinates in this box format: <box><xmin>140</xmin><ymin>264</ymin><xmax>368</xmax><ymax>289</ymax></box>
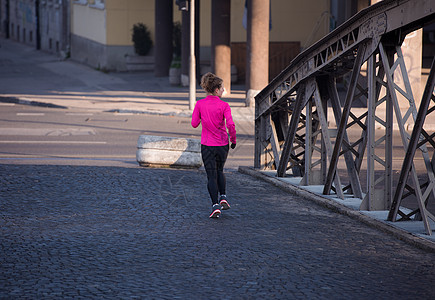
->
<box><xmin>16</xmin><ymin>113</ymin><xmax>45</xmax><ymax>116</ymax></box>
<box><xmin>0</xmin><ymin>128</ymin><xmax>96</xmax><ymax>136</ymax></box>
<box><xmin>65</xmin><ymin>113</ymin><xmax>94</xmax><ymax>116</ymax></box>
<box><xmin>0</xmin><ymin>103</ymin><xmax>15</xmax><ymax>106</ymax></box>
<box><xmin>0</xmin><ymin>154</ymin><xmax>133</xmax><ymax>158</ymax></box>
<box><xmin>86</xmin><ymin>118</ymin><xmax>128</xmax><ymax>122</ymax></box>
<box><xmin>0</xmin><ymin>155</ymin><xmax>133</xmax><ymax>159</ymax></box>
<box><xmin>0</xmin><ymin>141</ymin><xmax>107</xmax><ymax>144</ymax></box>
<box><xmin>237</xmin><ymin>142</ymin><xmax>255</xmax><ymax>146</ymax></box>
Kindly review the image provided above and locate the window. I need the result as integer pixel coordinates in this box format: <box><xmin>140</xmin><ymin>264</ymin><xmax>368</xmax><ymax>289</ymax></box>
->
<box><xmin>73</xmin><ymin>0</ymin><xmax>87</xmax><ymax>5</ymax></box>
<box><xmin>89</xmin><ymin>0</ymin><xmax>105</xmax><ymax>9</ymax></box>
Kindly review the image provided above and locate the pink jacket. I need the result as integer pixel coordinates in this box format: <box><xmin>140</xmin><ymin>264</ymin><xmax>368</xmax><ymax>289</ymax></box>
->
<box><xmin>191</xmin><ymin>95</ymin><xmax>237</xmax><ymax>146</ymax></box>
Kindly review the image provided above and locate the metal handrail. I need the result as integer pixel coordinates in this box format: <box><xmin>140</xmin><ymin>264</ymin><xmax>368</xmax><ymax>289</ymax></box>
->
<box><xmin>255</xmin><ymin>0</ymin><xmax>434</xmax><ymax>110</ymax></box>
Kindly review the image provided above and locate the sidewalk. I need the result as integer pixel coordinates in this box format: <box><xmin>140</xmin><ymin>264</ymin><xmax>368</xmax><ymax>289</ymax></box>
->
<box><xmin>1</xmin><ymin>37</ymin><xmax>434</xmax><ymax>250</ymax></box>
<box><xmin>0</xmin><ymin>38</ymin><xmax>254</xmax><ymax>121</ymax></box>
<box><xmin>240</xmin><ymin>167</ymin><xmax>435</xmax><ymax>252</ymax></box>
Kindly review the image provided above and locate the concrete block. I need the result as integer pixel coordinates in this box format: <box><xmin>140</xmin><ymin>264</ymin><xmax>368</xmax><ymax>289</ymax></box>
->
<box><xmin>136</xmin><ymin>135</ymin><xmax>202</xmax><ymax>168</ymax></box>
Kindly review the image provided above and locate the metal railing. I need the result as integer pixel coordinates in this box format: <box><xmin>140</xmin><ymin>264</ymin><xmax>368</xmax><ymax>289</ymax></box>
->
<box><xmin>254</xmin><ymin>0</ymin><xmax>435</xmax><ymax>235</ymax></box>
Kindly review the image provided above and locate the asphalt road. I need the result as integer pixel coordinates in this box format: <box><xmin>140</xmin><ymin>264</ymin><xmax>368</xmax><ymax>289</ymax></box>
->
<box><xmin>0</xmin><ymin>103</ymin><xmax>254</xmax><ymax>169</ymax></box>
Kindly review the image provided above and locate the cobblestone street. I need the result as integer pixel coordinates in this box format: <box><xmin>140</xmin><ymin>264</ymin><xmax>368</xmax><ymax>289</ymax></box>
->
<box><xmin>1</xmin><ymin>164</ymin><xmax>434</xmax><ymax>299</ymax></box>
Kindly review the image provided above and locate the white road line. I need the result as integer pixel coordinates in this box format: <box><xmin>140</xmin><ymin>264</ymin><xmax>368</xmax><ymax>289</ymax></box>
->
<box><xmin>237</xmin><ymin>142</ymin><xmax>255</xmax><ymax>146</ymax></box>
<box><xmin>65</xmin><ymin>113</ymin><xmax>94</xmax><ymax>116</ymax></box>
<box><xmin>0</xmin><ymin>141</ymin><xmax>107</xmax><ymax>144</ymax></box>
<box><xmin>16</xmin><ymin>113</ymin><xmax>45</xmax><ymax>116</ymax></box>
<box><xmin>0</xmin><ymin>155</ymin><xmax>134</xmax><ymax>159</ymax></box>
<box><xmin>0</xmin><ymin>154</ymin><xmax>133</xmax><ymax>158</ymax></box>
<box><xmin>0</xmin><ymin>128</ymin><xmax>96</xmax><ymax>136</ymax></box>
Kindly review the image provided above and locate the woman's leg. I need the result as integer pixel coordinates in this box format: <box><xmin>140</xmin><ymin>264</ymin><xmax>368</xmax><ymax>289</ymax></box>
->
<box><xmin>201</xmin><ymin>145</ymin><xmax>219</xmax><ymax>204</ymax></box>
<box><xmin>216</xmin><ymin>144</ymin><xmax>229</xmax><ymax>195</ymax></box>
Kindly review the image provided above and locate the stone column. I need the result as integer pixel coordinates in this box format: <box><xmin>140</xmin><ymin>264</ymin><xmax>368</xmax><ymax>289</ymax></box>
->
<box><xmin>246</xmin><ymin>0</ymin><xmax>270</xmax><ymax>107</ymax></box>
<box><xmin>211</xmin><ymin>0</ymin><xmax>231</xmax><ymax>94</ymax></box>
<box><xmin>400</xmin><ymin>30</ymin><xmax>423</xmax><ymax>105</ymax></box>
<box><xmin>154</xmin><ymin>0</ymin><xmax>173</xmax><ymax>77</ymax></box>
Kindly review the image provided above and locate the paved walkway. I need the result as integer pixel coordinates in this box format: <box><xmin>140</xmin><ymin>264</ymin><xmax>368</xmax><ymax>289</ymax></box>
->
<box><xmin>0</xmin><ymin>38</ymin><xmax>254</xmax><ymax>121</ymax></box>
<box><xmin>1</xmin><ymin>164</ymin><xmax>434</xmax><ymax>298</ymax></box>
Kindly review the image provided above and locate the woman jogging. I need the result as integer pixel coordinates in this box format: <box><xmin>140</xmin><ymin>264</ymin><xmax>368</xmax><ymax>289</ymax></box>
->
<box><xmin>191</xmin><ymin>72</ymin><xmax>237</xmax><ymax>218</ymax></box>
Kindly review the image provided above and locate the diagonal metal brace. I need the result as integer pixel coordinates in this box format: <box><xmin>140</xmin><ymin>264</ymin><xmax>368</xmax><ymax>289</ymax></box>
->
<box><xmin>388</xmin><ymin>57</ymin><xmax>435</xmax><ymax>226</ymax></box>
<box><xmin>323</xmin><ymin>43</ymin><xmax>367</xmax><ymax>195</ymax></box>
<box><xmin>277</xmin><ymin>86</ymin><xmax>305</xmax><ymax>177</ymax></box>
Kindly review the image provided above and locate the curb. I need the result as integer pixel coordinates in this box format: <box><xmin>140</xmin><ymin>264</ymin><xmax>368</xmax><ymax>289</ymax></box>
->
<box><xmin>107</xmin><ymin>109</ymin><xmax>193</xmax><ymax>118</ymax></box>
<box><xmin>0</xmin><ymin>96</ymin><xmax>254</xmax><ymax>120</ymax></box>
<box><xmin>238</xmin><ymin>166</ymin><xmax>435</xmax><ymax>253</ymax></box>
<box><xmin>0</xmin><ymin>96</ymin><xmax>67</xmax><ymax>109</ymax></box>
<box><xmin>0</xmin><ymin>96</ymin><xmax>188</xmax><ymax>117</ymax></box>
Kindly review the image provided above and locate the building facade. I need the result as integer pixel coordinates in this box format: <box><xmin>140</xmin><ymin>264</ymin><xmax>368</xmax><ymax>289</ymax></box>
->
<box><xmin>0</xmin><ymin>0</ymin><xmax>331</xmax><ymax>72</ymax></box>
<box><xmin>68</xmin><ymin>0</ymin><xmax>332</xmax><ymax>73</ymax></box>
<box><xmin>0</xmin><ymin>0</ymin><xmax>70</xmax><ymax>56</ymax></box>
<box><xmin>0</xmin><ymin>0</ymin><xmax>431</xmax><ymax>87</ymax></box>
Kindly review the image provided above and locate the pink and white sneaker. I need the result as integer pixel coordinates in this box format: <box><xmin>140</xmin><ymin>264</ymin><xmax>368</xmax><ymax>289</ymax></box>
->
<box><xmin>209</xmin><ymin>203</ymin><xmax>221</xmax><ymax>218</ymax></box>
<box><xmin>219</xmin><ymin>195</ymin><xmax>231</xmax><ymax>210</ymax></box>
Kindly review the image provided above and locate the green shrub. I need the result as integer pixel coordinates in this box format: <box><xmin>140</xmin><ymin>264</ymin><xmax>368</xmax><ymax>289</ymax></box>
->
<box><xmin>170</xmin><ymin>56</ymin><xmax>181</xmax><ymax>69</ymax></box>
<box><xmin>132</xmin><ymin>23</ymin><xmax>153</xmax><ymax>56</ymax></box>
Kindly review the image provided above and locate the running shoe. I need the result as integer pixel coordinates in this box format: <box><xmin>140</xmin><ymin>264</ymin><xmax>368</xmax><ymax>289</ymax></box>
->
<box><xmin>209</xmin><ymin>203</ymin><xmax>221</xmax><ymax>218</ymax></box>
<box><xmin>219</xmin><ymin>194</ymin><xmax>231</xmax><ymax>210</ymax></box>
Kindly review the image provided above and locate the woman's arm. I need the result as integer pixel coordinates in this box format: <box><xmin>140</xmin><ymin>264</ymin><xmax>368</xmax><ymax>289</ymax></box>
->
<box><xmin>224</xmin><ymin>105</ymin><xmax>236</xmax><ymax>144</ymax></box>
<box><xmin>191</xmin><ymin>103</ymin><xmax>201</xmax><ymax>128</ymax></box>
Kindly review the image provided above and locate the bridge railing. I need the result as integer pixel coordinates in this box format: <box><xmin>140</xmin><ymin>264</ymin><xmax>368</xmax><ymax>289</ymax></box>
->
<box><xmin>254</xmin><ymin>0</ymin><xmax>435</xmax><ymax>235</ymax></box>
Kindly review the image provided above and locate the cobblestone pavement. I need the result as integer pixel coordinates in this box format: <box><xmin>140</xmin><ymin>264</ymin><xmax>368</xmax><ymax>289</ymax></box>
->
<box><xmin>1</xmin><ymin>164</ymin><xmax>434</xmax><ymax>299</ymax></box>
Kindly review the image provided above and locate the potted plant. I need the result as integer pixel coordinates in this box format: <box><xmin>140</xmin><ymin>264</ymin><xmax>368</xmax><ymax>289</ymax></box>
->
<box><xmin>132</xmin><ymin>23</ymin><xmax>153</xmax><ymax>56</ymax></box>
<box><xmin>169</xmin><ymin>57</ymin><xmax>181</xmax><ymax>85</ymax></box>
<box><xmin>169</xmin><ymin>22</ymin><xmax>182</xmax><ymax>85</ymax></box>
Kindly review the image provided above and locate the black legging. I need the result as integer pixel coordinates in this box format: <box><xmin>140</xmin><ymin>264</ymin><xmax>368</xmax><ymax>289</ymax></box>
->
<box><xmin>201</xmin><ymin>144</ymin><xmax>229</xmax><ymax>204</ymax></box>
